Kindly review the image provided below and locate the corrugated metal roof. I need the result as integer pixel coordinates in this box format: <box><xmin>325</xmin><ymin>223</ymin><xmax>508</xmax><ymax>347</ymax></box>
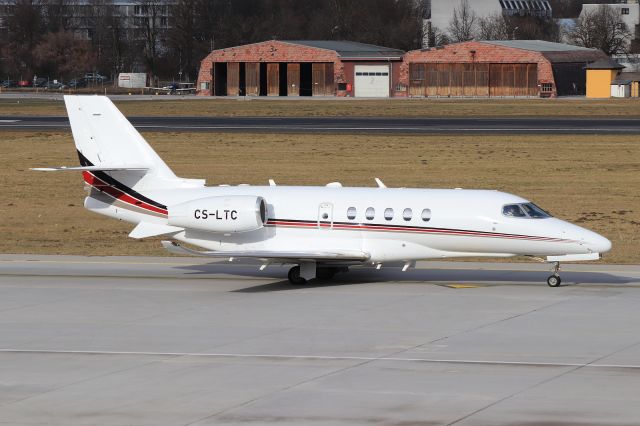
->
<box><xmin>282</xmin><ymin>40</ymin><xmax>404</xmax><ymax>59</ymax></box>
<box><xmin>619</xmin><ymin>72</ymin><xmax>640</xmax><ymax>81</ymax></box>
<box><xmin>586</xmin><ymin>59</ymin><xmax>625</xmax><ymax>69</ymax></box>
<box><xmin>481</xmin><ymin>40</ymin><xmax>597</xmax><ymax>52</ymax></box>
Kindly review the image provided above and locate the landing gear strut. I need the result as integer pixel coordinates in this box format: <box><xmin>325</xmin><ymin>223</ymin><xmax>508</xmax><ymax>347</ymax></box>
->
<box><xmin>547</xmin><ymin>262</ymin><xmax>562</xmax><ymax>287</ymax></box>
<box><xmin>287</xmin><ymin>266</ymin><xmax>346</xmax><ymax>284</ymax></box>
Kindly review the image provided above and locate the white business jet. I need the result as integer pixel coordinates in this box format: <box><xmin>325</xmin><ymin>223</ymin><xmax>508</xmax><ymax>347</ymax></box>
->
<box><xmin>34</xmin><ymin>96</ymin><xmax>611</xmax><ymax>287</ymax></box>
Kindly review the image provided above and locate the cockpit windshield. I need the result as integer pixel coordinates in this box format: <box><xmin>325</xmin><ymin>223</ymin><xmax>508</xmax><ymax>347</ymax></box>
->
<box><xmin>502</xmin><ymin>203</ymin><xmax>551</xmax><ymax>219</ymax></box>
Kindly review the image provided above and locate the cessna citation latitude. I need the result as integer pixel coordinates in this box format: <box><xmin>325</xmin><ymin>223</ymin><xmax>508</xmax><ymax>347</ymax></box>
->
<box><xmin>34</xmin><ymin>96</ymin><xmax>612</xmax><ymax>287</ymax></box>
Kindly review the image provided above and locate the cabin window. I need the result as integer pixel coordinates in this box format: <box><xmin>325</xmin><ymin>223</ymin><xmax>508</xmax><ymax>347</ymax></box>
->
<box><xmin>365</xmin><ymin>207</ymin><xmax>375</xmax><ymax>220</ymax></box>
<box><xmin>384</xmin><ymin>208</ymin><xmax>394</xmax><ymax>221</ymax></box>
<box><xmin>502</xmin><ymin>204</ymin><xmax>527</xmax><ymax>218</ymax></box>
<box><xmin>421</xmin><ymin>208</ymin><xmax>431</xmax><ymax>222</ymax></box>
<box><xmin>403</xmin><ymin>208</ymin><xmax>412</xmax><ymax>221</ymax></box>
<box><xmin>347</xmin><ymin>207</ymin><xmax>357</xmax><ymax>220</ymax></box>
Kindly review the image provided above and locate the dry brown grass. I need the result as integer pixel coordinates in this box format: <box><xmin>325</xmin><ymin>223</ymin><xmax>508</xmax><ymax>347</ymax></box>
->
<box><xmin>1</xmin><ymin>131</ymin><xmax>638</xmax><ymax>262</ymax></box>
<box><xmin>4</xmin><ymin>97</ymin><xmax>640</xmax><ymax>117</ymax></box>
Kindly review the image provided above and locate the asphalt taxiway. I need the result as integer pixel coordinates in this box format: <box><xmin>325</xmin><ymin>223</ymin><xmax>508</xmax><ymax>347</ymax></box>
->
<box><xmin>1</xmin><ymin>254</ymin><xmax>639</xmax><ymax>425</ymax></box>
<box><xmin>4</xmin><ymin>115</ymin><xmax>640</xmax><ymax>134</ymax></box>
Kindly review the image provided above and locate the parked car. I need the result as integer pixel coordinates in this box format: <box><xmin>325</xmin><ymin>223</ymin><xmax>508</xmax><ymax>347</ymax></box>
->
<box><xmin>34</xmin><ymin>77</ymin><xmax>48</xmax><ymax>87</ymax></box>
<box><xmin>1</xmin><ymin>80</ymin><xmax>17</xmax><ymax>88</ymax></box>
<box><xmin>68</xmin><ymin>78</ymin><xmax>87</xmax><ymax>88</ymax></box>
<box><xmin>17</xmin><ymin>80</ymin><xmax>32</xmax><ymax>87</ymax></box>
<box><xmin>45</xmin><ymin>81</ymin><xmax>67</xmax><ymax>90</ymax></box>
<box><xmin>83</xmin><ymin>73</ymin><xmax>107</xmax><ymax>82</ymax></box>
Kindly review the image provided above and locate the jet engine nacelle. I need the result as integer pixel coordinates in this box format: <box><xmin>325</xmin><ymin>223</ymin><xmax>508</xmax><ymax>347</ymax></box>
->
<box><xmin>168</xmin><ymin>195</ymin><xmax>267</xmax><ymax>233</ymax></box>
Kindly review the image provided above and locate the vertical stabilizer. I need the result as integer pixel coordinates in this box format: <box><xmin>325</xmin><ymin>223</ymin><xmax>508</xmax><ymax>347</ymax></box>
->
<box><xmin>64</xmin><ymin>95</ymin><xmax>176</xmax><ymax>180</ymax></box>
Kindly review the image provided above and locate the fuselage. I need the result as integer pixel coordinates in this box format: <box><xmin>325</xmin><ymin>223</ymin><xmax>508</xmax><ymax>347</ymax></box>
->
<box><xmin>88</xmin><ymin>184</ymin><xmax>612</xmax><ymax>264</ymax></box>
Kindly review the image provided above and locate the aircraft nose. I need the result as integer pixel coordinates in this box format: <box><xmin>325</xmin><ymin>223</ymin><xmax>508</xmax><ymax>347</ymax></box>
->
<box><xmin>588</xmin><ymin>234</ymin><xmax>612</xmax><ymax>254</ymax></box>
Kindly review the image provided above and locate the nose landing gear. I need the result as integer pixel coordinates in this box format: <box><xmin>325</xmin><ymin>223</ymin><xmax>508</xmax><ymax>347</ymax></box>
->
<box><xmin>547</xmin><ymin>262</ymin><xmax>562</xmax><ymax>287</ymax></box>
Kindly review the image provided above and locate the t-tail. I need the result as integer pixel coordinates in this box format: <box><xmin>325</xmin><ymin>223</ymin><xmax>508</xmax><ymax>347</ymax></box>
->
<box><xmin>32</xmin><ymin>95</ymin><xmax>204</xmax><ymax>231</ymax></box>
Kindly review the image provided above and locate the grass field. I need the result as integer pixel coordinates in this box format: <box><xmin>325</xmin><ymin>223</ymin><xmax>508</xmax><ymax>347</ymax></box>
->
<box><xmin>1</xmin><ymin>130</ymin><xmax>638</xmax><ymax>263</ymax></box>
<box><xmin>4</xmin><ymin>97</ymin><xmax>640</xmax><ymax>117</ymax></box>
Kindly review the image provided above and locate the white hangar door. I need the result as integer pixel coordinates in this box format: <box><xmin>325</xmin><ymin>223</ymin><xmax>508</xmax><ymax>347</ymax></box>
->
<box><xmin>354</xmin><ymin>65</ymin><xmax>390</xmax><ymax>97</ymax></box>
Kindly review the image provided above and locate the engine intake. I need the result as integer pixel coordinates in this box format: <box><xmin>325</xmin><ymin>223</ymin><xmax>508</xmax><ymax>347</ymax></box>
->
<box><xmin>168</xmin><ymin>195</ymin><xmax>267</xmax><ymax>233</ymax></box>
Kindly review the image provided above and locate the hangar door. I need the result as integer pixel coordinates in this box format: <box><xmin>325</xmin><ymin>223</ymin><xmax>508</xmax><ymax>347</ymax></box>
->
<box><xmin>354</xmin><ymin>65</ymin><xmax>390</xmax><ymax>97</ymax></box>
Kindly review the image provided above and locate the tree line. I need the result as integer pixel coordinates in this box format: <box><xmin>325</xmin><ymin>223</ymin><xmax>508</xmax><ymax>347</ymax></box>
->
<box><xmin>0</xmin><ymin>0</ymin><xmax>426</xmax><ymax>82</ymax></box>
<box><xmin>438</xmin><ymin>0</ymin><xmax>632</xmax><ymax>56</ymax></box>
<box><xmin>0</xmin><ymin>0</ymin><xmax>632</xmax><ymax>84</ymax></box>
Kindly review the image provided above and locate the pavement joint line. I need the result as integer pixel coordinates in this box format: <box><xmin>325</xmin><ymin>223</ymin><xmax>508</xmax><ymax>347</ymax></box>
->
<box><xmin>0</xmin><ymin>349</ymin><xmax>638</xmax><ymax>369</ymax></box>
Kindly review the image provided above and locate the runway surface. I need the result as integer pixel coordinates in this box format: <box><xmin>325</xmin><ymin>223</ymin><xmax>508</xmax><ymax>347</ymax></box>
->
<box><xmin>1</xmin><ymin>254</ymin><xmax>640</xmax><ymax>425</ymax></box>
<box><xmin>3</xmin><ymin>115</ymin><xmax>640</xmax><ymax>134</ymax></box>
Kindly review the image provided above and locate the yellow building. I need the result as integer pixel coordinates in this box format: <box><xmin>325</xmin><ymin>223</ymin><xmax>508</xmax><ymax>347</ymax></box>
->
<box><xmin>586</xmin><ymin>59</ymin><xmax>624</xmax><ymax>98</ymax></box>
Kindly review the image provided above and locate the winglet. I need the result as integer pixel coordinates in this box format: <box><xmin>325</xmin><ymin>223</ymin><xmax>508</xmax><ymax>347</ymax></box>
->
<box><xmin>374</xmin><ymin>178</ymin><xmax>387</xmax><ymax>188</ymax></box>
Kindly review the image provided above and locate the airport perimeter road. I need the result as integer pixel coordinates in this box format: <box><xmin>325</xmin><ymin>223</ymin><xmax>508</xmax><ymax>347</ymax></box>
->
<box><xmin>4</xmin><ymin>115</ymin><xmax>640</xmax><ymax>134</ymax></box>
<box><xmin>1</xmin><ymin>255</ymin><xmax>640</xmax><ymax>425</ymax></box>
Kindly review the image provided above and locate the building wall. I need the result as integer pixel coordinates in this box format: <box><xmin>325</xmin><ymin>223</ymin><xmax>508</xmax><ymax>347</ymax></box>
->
<box><xmin>197</xmin><ymin>40</ymin><xmax>345</xmax><ymax>96</ymax></box>
<box><xmin>581</xmin><ymin>3</ymin><xmax>639</xmax><ymax>50</ymax></box>
<box><xmin>586</xmin><ymin>69</ymin><xmax>619</xmax><ymax>98</ymax></box>
<box><xmin>401</xmin><ymin>41</ymin><xmax>556</xmax><ymax>96</ymax></box>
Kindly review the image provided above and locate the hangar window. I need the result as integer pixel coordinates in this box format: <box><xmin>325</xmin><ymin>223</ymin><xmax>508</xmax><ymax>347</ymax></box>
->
<box><xmin>421</xmin><ymin>208</ymin><xmax>431</xmax><ymax>222</ymax></box>
<box><xmin>403</xmin><ymin>208</ymin><xmax>413</xmax><ymax>221</ymax></box>
<box><xmin>365</xmin><ymin>207</ymin><xmax>375</xmax><ymax>220</ymax></box>
<box><xmin>384</xmin><ymin>208</ymin><xmax>394</xmax><ymax>221</ymax></box>
<box><xmin>347</xmin><ymin>207</ymin><xmax>357</xmax><ymax>220</ymax></box>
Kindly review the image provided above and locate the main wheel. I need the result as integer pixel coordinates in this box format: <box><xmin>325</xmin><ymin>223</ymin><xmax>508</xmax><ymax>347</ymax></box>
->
<box><xmin>316</xmin><ymin>267</ymin><xmax>337</xmax><ymax>280</ymax></box>
<box><xmin>547</xmin><ymin>275</ymin><xmax>561</xmax><ymax>287</ymax></box>
<box><xmin>288</xmin><ymin>266</ymin><xmax>307</xmax><ymax>285</ymax></box>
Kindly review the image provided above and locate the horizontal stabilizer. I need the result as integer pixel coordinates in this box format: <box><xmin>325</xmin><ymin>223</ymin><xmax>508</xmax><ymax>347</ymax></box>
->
<box><xmin>129</xmin><ymin>222</ymin><xmax>183</xmax><ymax>239</ymax></box>
<box><xmin>546</xmin><ymin>253</ymin><xmax>601</xmax><ymax>262</ymax></box>
<box><xmin>161</xmin><ymin>241</ymin><xmax>370</xmax><ymax>262</ymax></box>
<box><xmin>31</xmin><ymin>165</ymin><xmax>149</xmax><ymax>172</ymax></box>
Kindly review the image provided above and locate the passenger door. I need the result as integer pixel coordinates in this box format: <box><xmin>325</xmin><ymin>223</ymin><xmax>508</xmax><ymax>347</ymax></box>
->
<box><xmin>318</xmin><ymin>203</ymin><xmax>333</xmax><ymax>230</ymax></box>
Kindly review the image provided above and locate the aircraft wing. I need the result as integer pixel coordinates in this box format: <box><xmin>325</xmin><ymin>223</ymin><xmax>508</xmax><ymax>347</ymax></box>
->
<box><xmin>161</xmin><ymin>241</ymin><xmax>370</xmax><ymax>262</ymax></box>
<box><xmin>31</xmin><ymin>165</ymin><xmax>149</xmax><ymax>172</ymax></box>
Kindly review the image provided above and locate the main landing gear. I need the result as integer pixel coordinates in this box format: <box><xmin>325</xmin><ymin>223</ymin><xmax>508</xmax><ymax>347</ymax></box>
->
<box><xmin>287</xmin><ymin>265</ymin><xmax>344</xmax><ymax>285</ymax></box>
<box><xmin>547</xmin><ymin>262</ymin><xmax>562</xmax><ymax>287</ymax></box>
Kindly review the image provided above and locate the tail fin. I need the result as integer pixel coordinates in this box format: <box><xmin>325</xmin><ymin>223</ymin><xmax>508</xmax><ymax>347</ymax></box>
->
<box><xmin>64</xmin><ymin>95</ymin><xmax>204</xmax><ymax>191</ymax></box>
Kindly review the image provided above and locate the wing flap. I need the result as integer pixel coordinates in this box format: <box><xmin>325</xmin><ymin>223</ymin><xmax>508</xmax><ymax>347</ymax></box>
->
<box><xmin>129</xmin><ymin>222</ymin><xmax>184</xmax><ymax>239</ymax></box>
<box><xmin>161</xmin><ymin>241</ymin><xmax>370</xmax><ymax>262</ymax></box>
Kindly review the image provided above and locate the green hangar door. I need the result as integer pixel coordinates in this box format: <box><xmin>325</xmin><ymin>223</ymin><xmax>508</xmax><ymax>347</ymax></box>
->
<box><xmin>354</xmin><ymin>65</ymin><xmax>390</xmax><ymax>97</ymax></box>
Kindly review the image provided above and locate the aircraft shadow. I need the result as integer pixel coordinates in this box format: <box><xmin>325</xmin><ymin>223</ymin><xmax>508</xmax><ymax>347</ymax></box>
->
<box><xmin>173</xmin><ymin>263</ymin><xmax>638</xmax><ymax>293</ymax></box>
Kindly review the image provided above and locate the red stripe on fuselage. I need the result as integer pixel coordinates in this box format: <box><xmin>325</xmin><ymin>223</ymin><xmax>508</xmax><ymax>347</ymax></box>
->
<box><xmin>83</xmin><ymin>171</ymin><xmax>168</xmax><ymax>216</ymax></box>
<box><xmin>266</xmin><ymin>219</ymin><xmax>571</xmax><ymax>243</ymax></box>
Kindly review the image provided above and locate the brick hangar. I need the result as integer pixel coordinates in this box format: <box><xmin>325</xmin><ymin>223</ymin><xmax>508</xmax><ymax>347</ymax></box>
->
<box><xmin>196</xmin><ymin>39</ymin><xmax>606</xmax><ymax>98</ymax></box>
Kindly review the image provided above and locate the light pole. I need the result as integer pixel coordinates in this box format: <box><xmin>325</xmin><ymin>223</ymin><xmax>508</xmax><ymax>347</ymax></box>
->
<box><xmin>512</xmin><ymin>26</ymin><xmax>519</xmax><ymax>40</ymax></box>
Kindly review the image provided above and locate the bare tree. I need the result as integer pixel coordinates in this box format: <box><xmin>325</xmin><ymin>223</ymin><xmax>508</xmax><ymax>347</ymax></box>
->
<box><xmin>477</xmin><ymin>13</ymin><xmax>510</xmax><ymax>40</ymax></box>
<box><xmin>134</xmin><ymin>0</ymin><xmax>168</xmax><ymax>83</ymax></box>
<box><xmin>570</xmin><ymin>5</ymin><xmax>631</xmax><ymax>55</ymax></box>
<box><xmin>34</xmin><ymin>31</ymin><xmax>96</xmax><ymax>79</ymax></box>
<box><xmin>448</xmin><ymin>0</ymin><xmax>476</xmax><ymax>42</ymax></box>
<box><xmin>1</xmin><ymin>0</ymin><xmax>45</xmax><ymax>79</ymax></box>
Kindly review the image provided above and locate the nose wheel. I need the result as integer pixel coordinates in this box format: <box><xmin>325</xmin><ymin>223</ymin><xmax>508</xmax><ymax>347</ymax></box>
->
<box><xmin>547</xmin><ymin>262</ymin><xmax>562</xmax><ymax>287</ymax></box>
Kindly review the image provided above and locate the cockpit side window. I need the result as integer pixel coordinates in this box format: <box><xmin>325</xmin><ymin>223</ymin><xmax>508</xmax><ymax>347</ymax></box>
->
<box><xmin>502</xmin><ymin>204</ymin><xmax>527</xmax><ymax>218</ymax></box>
<box><xmin>522</xmin><ymin>203</ymin><xmax>551</xmax><ymax>218</ymax></box>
